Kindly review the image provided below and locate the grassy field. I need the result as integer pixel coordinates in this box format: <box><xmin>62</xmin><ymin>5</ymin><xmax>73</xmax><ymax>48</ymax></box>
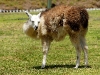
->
<box><xmin>0</xmin><ymin>10</ymin><xmax>100</xmax><ymax>75</ymax></box>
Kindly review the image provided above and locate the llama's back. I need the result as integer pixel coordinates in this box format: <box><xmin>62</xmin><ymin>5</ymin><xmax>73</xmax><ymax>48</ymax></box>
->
<box><xmin>41</xmin><ymin>5</ymin><xmax>89</xmax><ymax>32</ymax></box>
<box><xmin>39</xmin><ymin>5</ymin><xmax>89</xmax><ymax>40</ymax></box>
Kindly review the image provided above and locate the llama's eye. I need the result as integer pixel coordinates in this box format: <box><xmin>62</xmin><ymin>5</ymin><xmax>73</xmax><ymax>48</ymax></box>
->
<box><xmin>38</xmin><ymin>22</ymin><xmax>40</xmax><ymax>24</ymax></box>
<box><xmin>32</xmin><ymin>21</ymin><xmax>34</xmax><ymax>24</ymax></box>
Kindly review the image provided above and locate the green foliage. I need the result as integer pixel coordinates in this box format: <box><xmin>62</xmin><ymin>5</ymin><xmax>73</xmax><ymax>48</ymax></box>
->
<box><xmin>0</xmin><ymin>10</ymin><xmax>100</xmax><ymax>75</ymax></box>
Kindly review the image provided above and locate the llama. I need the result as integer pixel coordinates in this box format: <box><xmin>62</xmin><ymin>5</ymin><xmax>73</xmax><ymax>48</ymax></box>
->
<box><xmin>23</xmin><ymin>5</ymin><xmax>89</xmax><ymax>69</ymax></box>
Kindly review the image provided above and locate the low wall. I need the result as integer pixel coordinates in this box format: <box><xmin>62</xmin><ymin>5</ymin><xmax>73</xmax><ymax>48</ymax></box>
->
<box><xmin>0</xmin><ymin>8</ymin><xmax>46</xmax><ymax>13</ymax></box>
<box><xmin>86</xmin><ymin>8</ymin><xmax>100</xmax><ymax>11</ymax></box>
<box><xmin>0</xmin><ymin>8</ymin><xmax>100</xmax><ymax>13</ymax></box>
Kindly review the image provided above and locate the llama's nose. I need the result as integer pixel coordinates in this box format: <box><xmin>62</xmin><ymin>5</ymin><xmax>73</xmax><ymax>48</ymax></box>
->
<box><xmin>34</xmin><ymin>26</ymin><xmax>38</xmax><ymax>30</ymax></box>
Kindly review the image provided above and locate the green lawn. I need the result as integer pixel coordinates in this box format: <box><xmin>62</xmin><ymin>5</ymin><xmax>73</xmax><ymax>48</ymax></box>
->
<box><xmin>0</xmin><ymin>10</ymin><xmax>100</xmax><ymax>75</ymax></box>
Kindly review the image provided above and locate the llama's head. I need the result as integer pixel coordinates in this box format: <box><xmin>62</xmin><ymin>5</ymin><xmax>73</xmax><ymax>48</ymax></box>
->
<box><xmin>25</xmin><ymin>11</ymin><xmax>41</xmax><ymax>30</ymax></box>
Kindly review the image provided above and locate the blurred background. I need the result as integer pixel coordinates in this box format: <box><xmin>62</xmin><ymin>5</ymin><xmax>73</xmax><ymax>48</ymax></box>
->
<box><xmin>0</xmin><ymin>0</ymin><xmax>100</xmax><ymax>10</ymax></box>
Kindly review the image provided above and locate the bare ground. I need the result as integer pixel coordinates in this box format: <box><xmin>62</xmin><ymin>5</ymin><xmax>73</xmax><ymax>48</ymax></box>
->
<box><xmin>0</xmin><ymin>0</ymin><xmax>100</xmax><ymax>10</ymax></box>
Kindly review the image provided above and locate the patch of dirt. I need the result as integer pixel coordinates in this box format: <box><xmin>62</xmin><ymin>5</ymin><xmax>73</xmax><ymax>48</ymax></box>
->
<box><xmin>0</xmin><ymin>0</ymin><xmax>100</xmax><ymax>10</ymax></box>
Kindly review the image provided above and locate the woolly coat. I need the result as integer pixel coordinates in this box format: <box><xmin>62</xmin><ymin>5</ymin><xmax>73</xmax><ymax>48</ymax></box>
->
<box><xmin>38</xmin><ymin>5</ymin><xmax>89</xmax><ymax>41</ymax></box>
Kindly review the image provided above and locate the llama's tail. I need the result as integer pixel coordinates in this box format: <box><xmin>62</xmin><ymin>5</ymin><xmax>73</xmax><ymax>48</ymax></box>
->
<box><xmin>80</xmin><ymin>9</ymin><xmax>89</xmax><ymax>29</ymax></box>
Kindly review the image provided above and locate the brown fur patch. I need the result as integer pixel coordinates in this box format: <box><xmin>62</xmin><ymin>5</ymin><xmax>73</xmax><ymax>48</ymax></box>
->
<box><xmin>41</xmin><ymin>5</ymin><xmax>89</xmax><ymax>31</ymax></box>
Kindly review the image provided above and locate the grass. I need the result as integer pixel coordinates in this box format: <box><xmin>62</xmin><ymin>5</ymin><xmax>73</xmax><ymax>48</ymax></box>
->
<box><xmin>0</xmin><ymin>10</ymin><xmax>100</xmax><ymax>75</ymax></box>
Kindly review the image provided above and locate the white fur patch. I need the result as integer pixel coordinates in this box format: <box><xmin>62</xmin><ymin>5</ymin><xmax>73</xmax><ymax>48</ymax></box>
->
<box><xmin>39</xmin><ymin>16</ymin><xmax>47</xmax><ymax>35</ymax></box>
<box><xmin>23</xmin><ymin>21</ymin><xmax>32</xmax><ymax>33</ymax></box>
<box><xmin>23</xmin><ymin>21</ymin><xmax>38</xmax><ymax>39</ymax></box>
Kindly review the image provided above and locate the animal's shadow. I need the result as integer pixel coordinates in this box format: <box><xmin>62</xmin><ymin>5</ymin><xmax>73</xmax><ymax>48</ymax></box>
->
<box><xmin>32</xmin><ymin>64</ymin><xmax>91</xmax><ymax>69</ymax></box>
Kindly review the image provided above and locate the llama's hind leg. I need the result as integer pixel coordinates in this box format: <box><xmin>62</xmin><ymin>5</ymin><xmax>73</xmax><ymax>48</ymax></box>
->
<box><xmin>74</xmin><ymin>45</ymin><xmax>81</xmax><ymax>68</ymax></box>
<box><xmin>80</xmin><ymin>36</ymin><xmax>88</xmax><ymax>67</ymax></box>
<box><xmin>69</xmin><ymin>34</ymin><xmax>81</xmax><ymax>68</ymax></box>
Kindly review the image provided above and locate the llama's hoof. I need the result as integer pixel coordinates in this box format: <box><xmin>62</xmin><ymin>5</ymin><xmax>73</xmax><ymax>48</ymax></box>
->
<box><xmin>84</xmin><ymin>65</ymin><xmax>91</xmax><ymax>68</ymax></box>
<box><xmin>41</xmin><ymin>65</ymin><xmax>45</xmax><ymax>69</ymax></box>
<box><xmin>74</xmin><ymin>66</ymin><xmax>78</xmax><ymax>69</ymax></box>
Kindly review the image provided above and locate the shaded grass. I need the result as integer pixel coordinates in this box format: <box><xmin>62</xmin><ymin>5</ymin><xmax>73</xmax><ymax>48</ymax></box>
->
<box><xmin>0</xmin><ymin>10</ymin><xmax>100</xmax><ymax>75</ymax></box>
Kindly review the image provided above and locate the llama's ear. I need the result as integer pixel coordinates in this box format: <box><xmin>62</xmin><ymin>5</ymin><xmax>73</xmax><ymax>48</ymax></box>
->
<box><xmin>24</xmin><ymin>11</ymin><xmax>32</xmax><ymax>18</ymax></box>
<box><xmin>37</xmin><ymin>12</ymin><xmax>41</xmax><ymax>17</ymax></box>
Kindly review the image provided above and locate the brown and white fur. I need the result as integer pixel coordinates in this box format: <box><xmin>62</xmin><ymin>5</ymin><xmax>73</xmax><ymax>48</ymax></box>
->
<box><xmin>23</xmin><ymin>5</ymin><xmax>89</xmax><ymax>69</ymax></box>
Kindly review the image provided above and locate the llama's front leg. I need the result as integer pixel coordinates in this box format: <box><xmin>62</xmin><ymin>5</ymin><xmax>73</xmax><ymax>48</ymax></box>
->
<box><xmin>41</xmin><ymin>50</ymin><xmax>47</xmax><ymax>68</ymax></box>
<box><xmin>41</xmin><ymin>37</ymin><xmax>51</xmax><ymax>68</ymax></box>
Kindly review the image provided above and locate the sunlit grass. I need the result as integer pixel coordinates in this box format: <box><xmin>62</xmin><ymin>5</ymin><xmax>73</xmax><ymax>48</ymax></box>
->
<box><xmin>0</xmin><ymin>10</ymin><xmax>100</xmax><ymax>75</ymax></box>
